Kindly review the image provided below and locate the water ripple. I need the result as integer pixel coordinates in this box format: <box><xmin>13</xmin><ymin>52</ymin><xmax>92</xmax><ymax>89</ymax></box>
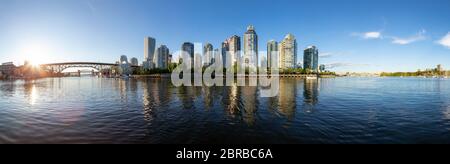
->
<box><xmin>1</xmin><ymin>77</ymin><xmax>450</xmax><ymax>143</ymax></box>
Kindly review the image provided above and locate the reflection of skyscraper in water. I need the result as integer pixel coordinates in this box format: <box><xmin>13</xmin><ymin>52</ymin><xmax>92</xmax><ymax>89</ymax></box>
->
<box><xmin>151</xmin><ymin>79</ymin><xmax>161</xmax><ymax>105</ymax></box>
<box><xmin>278</xmin><ymin>78</ymin><xmax>297</xmax><ymax>119</ymax></box>
<box><xmin>142</xmin><ymin>79</ymin><xmax>152</xmax><ymax>121</ymax></box>
<box><xmin>176</xmin><ymin>86</ymin><xmax>200</xmax><ymax>110</ymax></box>
<box><xmin>304</xmin><ymin>79</ymin><xmax>320</xmax><ymax>110</ymax></box>
<box><xmin>118</xmin><ymin>79</ymin><xmax>129</xmax><ymax>103</ymax></box>
<box><xmin>129</xmin><ymin>79</ymin><xmax>138</xmax><ymax>93</ymax></box>
<box><xmin>142</xmin><ymin>79</ymin><xmax>170</xmax><ymax>121</ymax></box>
<box><xmin>222</xmin><ymin>83</ymin><xmax>240</xmax><ymax>116</ymax></box>
<box><xmin>240</xmin><ymin>84</ymin><xmax>258</xmax><ymax>126</ymax></box>
<box><xmin>202</xmin><ymin>86</ymin><xmax>214</xmax><ymax>110</ymax></box>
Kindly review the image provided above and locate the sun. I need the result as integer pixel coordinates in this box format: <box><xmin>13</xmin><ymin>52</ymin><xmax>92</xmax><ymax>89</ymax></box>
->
<box><xmin>28</xmin><ymin>55</ymin><xmax>46</xmax><ymax>66</ymax></box>
<box><xmin>22</xmin><ymin>43</ymin><xmax>51</xmax><ymax>66</ymax></box>
<box><xmin>28</xmin><ymin>59</ymin><xmax>43</xmax><ymax>67</ymax></box>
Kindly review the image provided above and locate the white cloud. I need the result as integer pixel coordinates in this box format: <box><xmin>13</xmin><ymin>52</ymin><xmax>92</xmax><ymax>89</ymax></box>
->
<box><xmin>319</xmin><ymin>52</ymin><xmax>333</xmax><ymax>58</ymax></box>
<box><xmin>364</xmin><ymin>32</ymin><xmax>382</xmax><ymax>39</ymax></box>
<box><xmin>391</xmin><ymin>30</ymin><xmax>426</xmax><ymax>45</ymax></box>
<box><xmin>437</xmin><ymin>32</ymin><xmax>450</xmax><ymax>49</ymax></box>
<box><xmin>352</xmin><ymin>31</ymin><xmax>382</xmax><ymax>39</ymax></box>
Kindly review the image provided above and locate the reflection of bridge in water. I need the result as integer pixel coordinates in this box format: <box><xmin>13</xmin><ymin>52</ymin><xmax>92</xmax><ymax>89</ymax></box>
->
<box><xmin>39</xmin><ymin>62</ymin><xmax>138</xmax><ymax>73</ymax></box>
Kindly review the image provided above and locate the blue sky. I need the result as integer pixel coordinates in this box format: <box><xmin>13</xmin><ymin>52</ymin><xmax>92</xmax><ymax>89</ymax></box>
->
<box><xmin>1</xmin><ymin>0</ymin><xmax>450</xmax><ymax>72</ymax></box>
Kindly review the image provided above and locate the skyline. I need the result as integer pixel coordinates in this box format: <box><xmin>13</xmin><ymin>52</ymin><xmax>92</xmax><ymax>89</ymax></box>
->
<box><xmin>1</xmin><ymin>0</ymin><xmax>450</xmax><ymax>73</ymax></box>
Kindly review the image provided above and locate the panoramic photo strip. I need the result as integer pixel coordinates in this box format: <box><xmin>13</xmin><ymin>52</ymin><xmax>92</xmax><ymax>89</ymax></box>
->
<box><xmin>1</xmin><ymin>0</ymin><xmax>450</xmax><ymax>161</ymax></box>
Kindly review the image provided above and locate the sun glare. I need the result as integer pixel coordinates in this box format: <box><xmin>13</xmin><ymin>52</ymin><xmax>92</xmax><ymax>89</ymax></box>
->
<box><xmin>28</xmin><ymin>60</ymin><xmax>42</xmax><ymax>67</ymax></box>
<box><xmin>22</xmin><ymin>43</ymin><xmax>51</xmax><ymax>66</ymax></box>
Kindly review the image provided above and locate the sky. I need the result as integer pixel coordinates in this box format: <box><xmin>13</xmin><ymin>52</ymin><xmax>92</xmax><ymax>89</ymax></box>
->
<box><xmin>0</xmin><ymin>0</ymin><xmax>450</xmax><ymax>73</ymax></box>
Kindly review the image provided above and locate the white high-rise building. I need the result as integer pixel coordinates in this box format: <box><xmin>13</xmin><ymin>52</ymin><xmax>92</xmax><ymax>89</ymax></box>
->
<box><xmin>243</xmin><ymin>25</ymin><xmax>258</xmax><ymax>69</ymax></box>
<box><xmin>279</xmin><ymin>34</ymin><xmax>297</xmax><ymax>69</ymax></box>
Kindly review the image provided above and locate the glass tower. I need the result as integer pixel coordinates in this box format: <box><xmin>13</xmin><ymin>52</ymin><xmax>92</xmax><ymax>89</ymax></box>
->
<box><xmin>155</xmin><ymin>45</ymin><xmax>169</xmax><ymax>69</ymax></box>
<box><xmin>303</xmin><ymin>46</ymin><xmax>319</xmax><ymax>72</ymax></box>
<box><xmin>182</xmin><ymin>42</ymin><xmax>195</xmax><ymax>68</ymax></box>
<box><xmin>144</xmin><ymin>37</ymin><xmax>156</xmax><ymax>62</ymax></box>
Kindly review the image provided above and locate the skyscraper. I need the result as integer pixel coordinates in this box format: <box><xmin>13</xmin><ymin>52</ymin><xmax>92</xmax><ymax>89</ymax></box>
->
<box><xmin>144</xmin><ymin>37</ymin><xmax>156</xmax><ymax>62</ymax></box>
<box><xmin>203</xmin><ymin>43</ymin><xmax>213</xmax><ymax>66</ymax></box>
<box><xmin>120</xmin><ymin>55</ymin><xmax>128</xmax><ymax>64</ymax></box>
<box><xmin>304</xmin><ymin>46</ymin><xmax>319</xmax><ymax>72</ymax></box>
<box><xmin>224</xmin><ymin>35</ymin><xmax>241</xmax><ymax>66</ymax></box>
<box><xmin>119</xmin><ymin>55</ymin><xmax>131</xmax><ymax>75</ymax></box>
<box><xmin>154</xmin><ymin>45</ymin><xmax>169</xmax><ymax>69</ymax></box>
<box><xmin>267</xmin><ymin>40</ymin><xmax>278</xmax><ymax>68</ymax></box>
<box><xmin>221</xmin><ymin>41</ymin><xmax>229</xmax><ymax>67</ymax></box>
<box><xmin>279</xmin><ymin>34</ymin><xmax>297</xmax><ymax>69</ymax></box>
<box><xmin>144</xmin><ymin>37</ymin><xmax>156</xmax><ymax>69</ymax></box>
<box><xmin>182</xmin><ymin>42</ymin><xmax>195</xmax><ymax>68</ymax></box>
<box><xmin>130</xmin><ymin>57</ymin><xmax>139</xmax><ymax>66</ymax></box>
<box><xmin>213</xmin><ymin>49</ymin><xmax>219</xmax><ymax>65</ymax></box>
<box><xmin>243</xmin><ymin>25</ymin><xmax>258</xmax><ymax>68</ymax></box>
<box><xmin>194</xmin><ymin>52</ymin><xmax>202</xmax><ymax>69</ymax></box>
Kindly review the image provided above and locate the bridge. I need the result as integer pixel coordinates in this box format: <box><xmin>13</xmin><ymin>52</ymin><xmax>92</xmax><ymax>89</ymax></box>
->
<box><xmin>39</xmin><ymin>62</ymin><xmax>139</xmax><ymax>73</ymax></box>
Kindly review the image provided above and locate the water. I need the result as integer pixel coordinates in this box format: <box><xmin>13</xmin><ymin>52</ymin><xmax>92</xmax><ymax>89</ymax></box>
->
<box><xmin>1</xmin><ymin>77</ymin><xmax>450</xmax><ymax>144</ymax></box>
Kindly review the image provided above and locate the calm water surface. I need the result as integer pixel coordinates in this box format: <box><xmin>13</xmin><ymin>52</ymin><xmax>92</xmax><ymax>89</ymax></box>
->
<box><xmin>1</xmin><ymin>77</ymin><xmax>450</xmax><ymax>144</ymax></box>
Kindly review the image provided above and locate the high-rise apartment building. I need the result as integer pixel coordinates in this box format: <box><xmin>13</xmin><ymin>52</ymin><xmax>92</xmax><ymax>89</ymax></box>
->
<box><xmin>225</xmin><ymin>35</ymin><xmax>241</xmax><ymax>66</ymax></box>
<box><xmin>279</xmin><ymin>34</ymin><xmax>297</xmax><ymax>69</ymax></box>
<box><xmin>243</xmin><ymin>25</ymin><xmax>258</xmax><ymax>68</ymax></box>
